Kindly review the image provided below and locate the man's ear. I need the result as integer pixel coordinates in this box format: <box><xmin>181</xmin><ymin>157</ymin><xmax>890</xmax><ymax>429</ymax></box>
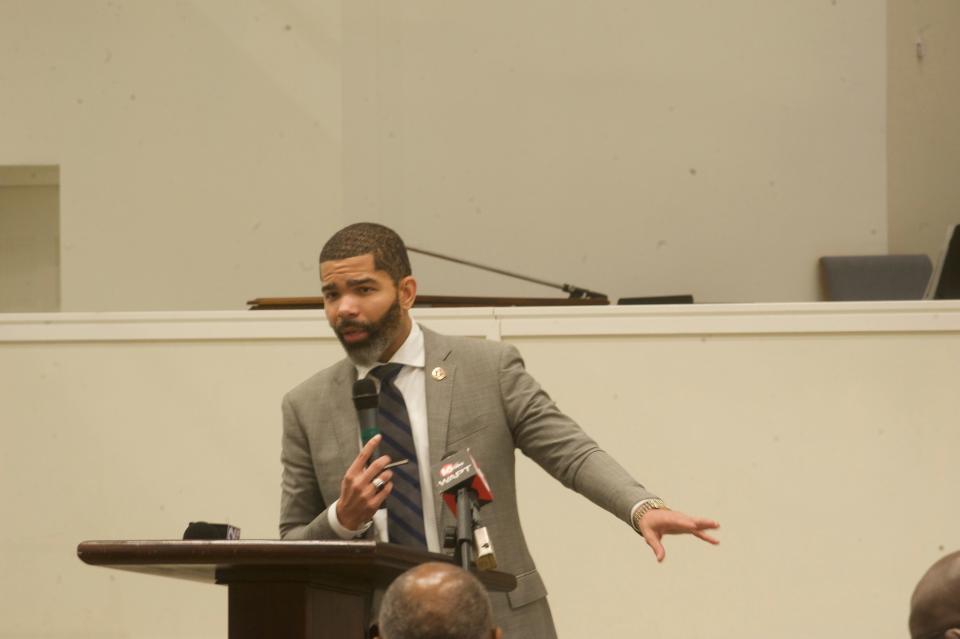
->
<box><xmin>492</xmin><ymin>628</ymin><xmax>503</xmax><ymax>639</ymax></box>
<box><xmin>398</xmin><ymin>275</ymin><xmax>417</xmax><ymax>310</ymax></box>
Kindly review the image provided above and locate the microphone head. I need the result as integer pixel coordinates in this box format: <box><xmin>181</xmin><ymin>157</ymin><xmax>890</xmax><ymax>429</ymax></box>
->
<box><xmin>352</xmin><ymin>378</ymin><xmax>378</xmax><ymax>410</ymax></box>
<box><xmin>434</xmin><ymin>449</ymin><xmax>493</xmax><ymax>514</ymax></box>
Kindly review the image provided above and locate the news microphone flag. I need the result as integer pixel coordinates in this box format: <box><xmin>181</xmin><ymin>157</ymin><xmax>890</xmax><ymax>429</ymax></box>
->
<box><xmin>433</xmin><ymin>449</ymin><xmax>493</xmax><ymax>515</ymax></box>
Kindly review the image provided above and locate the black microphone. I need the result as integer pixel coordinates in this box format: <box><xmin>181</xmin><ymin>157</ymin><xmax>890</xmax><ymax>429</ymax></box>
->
<box><xmin>352</xmin><ymin>378</ymin><xmax>379</xmax><ymax>460</ymax></box>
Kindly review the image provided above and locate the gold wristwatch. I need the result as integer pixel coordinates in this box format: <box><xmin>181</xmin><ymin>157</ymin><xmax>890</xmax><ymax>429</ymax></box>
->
<box><xmin>632</xmin><ymin>498</ymin><xmax>668</xmax><ymax>534</ymax></box>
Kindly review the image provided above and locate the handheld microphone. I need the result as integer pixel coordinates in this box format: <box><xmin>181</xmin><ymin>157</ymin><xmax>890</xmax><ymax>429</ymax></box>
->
<box><xmin>352</xmin><ymin>378</ymin><xmax>379</xmax><ymax>460</ymax></box>
<box><xmin>433</xmin><ymin>449</ymin><xmax>493</xmax><ymax>515</ymax></box>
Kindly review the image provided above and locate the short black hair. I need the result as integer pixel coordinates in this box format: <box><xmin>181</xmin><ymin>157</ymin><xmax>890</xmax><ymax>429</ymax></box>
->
<box><xmin>379</xmin><ymin>563</ymin><xmax>494</xmax><ymax>639</ymax></box>
<box><xmin>319</xmin><ymin>222</ymin><xmax>412</xmax><ymax>283</ymax></box>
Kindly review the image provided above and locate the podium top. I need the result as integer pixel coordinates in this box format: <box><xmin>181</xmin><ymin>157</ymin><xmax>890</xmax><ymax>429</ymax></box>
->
<box><xmin>77</xmin><ymin>539</ymin><xmax>516</xmax><ymax>592</ymax></box>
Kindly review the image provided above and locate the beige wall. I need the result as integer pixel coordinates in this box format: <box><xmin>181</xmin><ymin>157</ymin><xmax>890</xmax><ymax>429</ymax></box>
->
<box><xmin>0</xmin><ymin>1</ymin><xmax>344</xmax><ymax>312</ymax></box>
<box><xmin>0</xmin><ymin>167</ymin><xmax>60</xmax><ymax>311</ymax></box>
<box><xmin>888</xmin><ymin>1</ymin><xmax>960</xmax><ymax>258</ymax></box>
<box><xmin>0</xmin><ymin>2</ymin><xmax>887</xmax><ymax>310</ymax></box>
<box><xmin>346</xmin><ymin>2</ymin><xmax>888</xmax><ymax>304</ymax></box>
<box><xmin>1</xmin><ymin>304</ymin><xmax>958</xmax><ymax>638</ymax></box>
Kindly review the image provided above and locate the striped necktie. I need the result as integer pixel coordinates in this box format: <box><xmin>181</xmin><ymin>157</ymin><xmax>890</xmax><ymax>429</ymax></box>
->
<box><xmin>370</xmin><ymin>363</ymin><xmax>427</xmax><ymax>548</ymax></box>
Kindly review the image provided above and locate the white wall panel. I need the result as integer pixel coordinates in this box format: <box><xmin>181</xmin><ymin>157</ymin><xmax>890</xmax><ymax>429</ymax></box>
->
<box><xmin>1</xmin><ymin>303</ymin><xmax>957</xmax><ymax>637</ymax></box>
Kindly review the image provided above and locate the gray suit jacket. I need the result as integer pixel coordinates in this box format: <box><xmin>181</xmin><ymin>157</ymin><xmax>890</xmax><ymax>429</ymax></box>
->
<box><xmin>280</xmin><ymin>327</ymin><xmax>655</xmax><ymax>636</ymax></box>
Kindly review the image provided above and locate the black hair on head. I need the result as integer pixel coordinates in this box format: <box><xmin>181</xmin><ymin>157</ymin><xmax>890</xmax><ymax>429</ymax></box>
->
<box><xmin>319</xmin><ymin>222</ymin><xmax>412</xmax><ymax>283</ymax></box>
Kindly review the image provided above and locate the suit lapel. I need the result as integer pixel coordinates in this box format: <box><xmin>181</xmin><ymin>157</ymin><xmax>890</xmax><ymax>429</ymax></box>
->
<box><xmin>422</xmin><ymin>327</ymin><xmax>456</xmax><ymax>533</ymax></box>
<box><xmin>329</xmin><ymin>359</ymin><xmax>361</xmax><ymax>480</ymax></box>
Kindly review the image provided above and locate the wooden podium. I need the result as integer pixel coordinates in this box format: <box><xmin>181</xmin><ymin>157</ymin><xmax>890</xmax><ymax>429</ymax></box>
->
<box><xmin>77</xmin><ymin>540</ymin><xmax>516</xmax><ymax>639</ymax></box>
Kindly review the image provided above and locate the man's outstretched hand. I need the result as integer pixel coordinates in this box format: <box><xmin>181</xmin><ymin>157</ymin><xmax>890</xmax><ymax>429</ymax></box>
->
<box><xmin>637</xmin><ymin>509</ymin><xmax>720</xmax><ymax>562</ymax></box>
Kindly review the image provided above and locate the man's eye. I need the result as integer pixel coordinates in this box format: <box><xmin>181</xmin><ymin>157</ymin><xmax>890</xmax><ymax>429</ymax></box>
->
<box><xmin>323</xmin><ymin>291</ymin><xmax>339</xmax><ymax>301</ymax></box>
<box><xmin>358</xmin><ymin>287</ymin><xmax>374</xmax><ymax>294</ymax></box>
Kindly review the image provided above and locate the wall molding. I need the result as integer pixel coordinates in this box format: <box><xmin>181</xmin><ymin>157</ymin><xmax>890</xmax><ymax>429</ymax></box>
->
<box><xmin>3</xmin><ymin>301</ymin><xmax>960</xmax><ymax>343</ymax></box>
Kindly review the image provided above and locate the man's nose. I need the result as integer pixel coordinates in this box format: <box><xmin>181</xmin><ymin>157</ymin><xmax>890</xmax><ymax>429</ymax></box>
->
<box><xmin>337</xmin><ymin>294</ymin><xmax>360</xmax><ymax>318</ymax></box>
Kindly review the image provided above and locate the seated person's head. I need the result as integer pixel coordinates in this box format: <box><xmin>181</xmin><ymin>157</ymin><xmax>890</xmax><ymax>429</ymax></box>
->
<box><xmin>379</xmin><ymin>562</ymin><xmax>502</xmax><ymax>639</ymax></box>
<box><xmin>910</xmin><ymin>550</ymin><xmax>960</xmax><ymax>639</ymax></box>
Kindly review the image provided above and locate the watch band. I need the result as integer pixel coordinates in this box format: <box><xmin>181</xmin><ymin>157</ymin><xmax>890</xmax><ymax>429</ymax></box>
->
<box><xmin>632</xmin><ymin>498</ymin><xmax>668</xmax><ymax>533</ymax></box>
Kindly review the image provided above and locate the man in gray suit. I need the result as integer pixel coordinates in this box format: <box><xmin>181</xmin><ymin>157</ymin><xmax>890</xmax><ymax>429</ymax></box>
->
<box><xmin>280</xmin><ymin>223</ymin><xmax>720</xmax><ymax>637</ymax></box>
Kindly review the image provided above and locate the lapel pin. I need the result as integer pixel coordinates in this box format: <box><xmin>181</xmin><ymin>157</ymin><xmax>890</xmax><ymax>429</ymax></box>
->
<box><xmin>431</xmin><ymin>367</ymin><xmax>447</xmax><ymax>381</ymax></box>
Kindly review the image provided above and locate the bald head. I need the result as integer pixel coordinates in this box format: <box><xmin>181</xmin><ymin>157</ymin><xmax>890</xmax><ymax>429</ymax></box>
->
<box><xmin>910</xmin><ymin>550</ymin><xmax>960</xmax><ymax>639</ymax></box>
<box><xmin>379</xmin><ymin>562</ymin><xmax>500</xmax><ymax>639</ymax></box>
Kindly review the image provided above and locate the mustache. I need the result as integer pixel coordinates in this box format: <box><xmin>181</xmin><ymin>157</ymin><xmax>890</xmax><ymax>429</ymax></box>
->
<box><xmin>336</xmin><ymin>318</ymin><xmax>372</xmax><ymax>333</ymax></box>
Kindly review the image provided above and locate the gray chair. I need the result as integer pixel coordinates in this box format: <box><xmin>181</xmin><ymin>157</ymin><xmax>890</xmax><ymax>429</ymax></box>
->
<box><xmin>818</xmin><ymin>255</ymin><xmax>932</xmax><ymax>301</ymax></box>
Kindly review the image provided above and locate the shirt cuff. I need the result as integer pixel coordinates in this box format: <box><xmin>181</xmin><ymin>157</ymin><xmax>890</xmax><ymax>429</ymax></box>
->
<box><xmin>328</xmin><ymin>499</ymin><xmax>374</xmax><ymax>539</ymax></box>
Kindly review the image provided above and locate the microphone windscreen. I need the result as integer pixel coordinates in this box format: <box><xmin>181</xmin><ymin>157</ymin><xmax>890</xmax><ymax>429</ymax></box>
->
<box><xmin>352</xmin><ymin>378</ymin><xmax>378</xmax><ymax>409</ymax></box>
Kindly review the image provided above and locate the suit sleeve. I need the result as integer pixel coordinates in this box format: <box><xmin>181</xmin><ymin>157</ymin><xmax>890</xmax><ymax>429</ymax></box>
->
<box><xmin>279</xmin><ymin>393</ymin><xmax>339</xmax><ymax>540</ymax></box>
<box><xmin>497</xmin><ymin>343</ymin><xmax>657</xmax><ymax>526</ymax></box>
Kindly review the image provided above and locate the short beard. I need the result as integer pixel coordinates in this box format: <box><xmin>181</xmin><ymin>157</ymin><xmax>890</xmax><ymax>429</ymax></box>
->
<box><xmin>334</xmin><ymin>297</ymin><xmax>403</xmax><ymax>367</ymax></box>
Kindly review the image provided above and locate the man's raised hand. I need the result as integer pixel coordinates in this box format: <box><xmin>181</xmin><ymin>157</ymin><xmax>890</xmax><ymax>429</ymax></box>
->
<box><xmin>337</xmin><ymin>435</ymin><xmax>394</xmax><ymax>530</ymax></box>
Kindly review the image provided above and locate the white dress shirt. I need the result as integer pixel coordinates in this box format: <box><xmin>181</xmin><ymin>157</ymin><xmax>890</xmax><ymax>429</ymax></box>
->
<box><xmin>327</xmin><ymin>322</ymin><xmax>441</xmax><ymax>551</ymax></box>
